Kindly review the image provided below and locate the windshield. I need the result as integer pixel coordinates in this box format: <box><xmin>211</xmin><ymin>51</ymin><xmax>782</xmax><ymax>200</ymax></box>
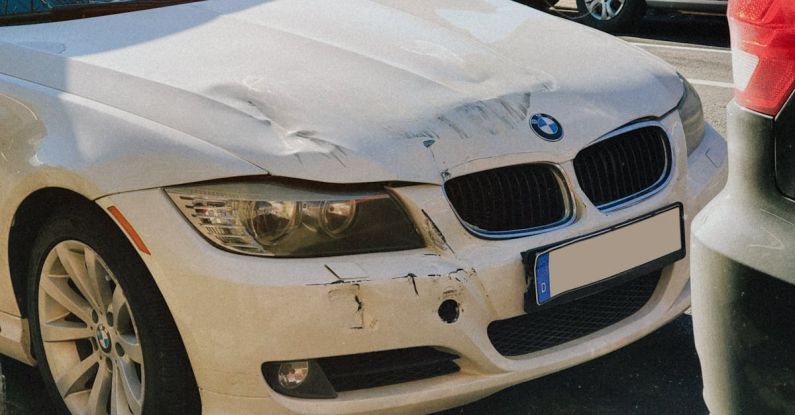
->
<box><xmin>0</xmin><ymin>0</ymin><xmax>198</xmax><ymax>23</ymax></box>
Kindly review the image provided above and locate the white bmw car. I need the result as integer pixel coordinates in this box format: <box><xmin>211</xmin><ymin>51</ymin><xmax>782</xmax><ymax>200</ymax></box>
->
<box><xmin>0</xmin><ymin>0</ymin><xmax>726</xmax><ymax>414</ymax></box>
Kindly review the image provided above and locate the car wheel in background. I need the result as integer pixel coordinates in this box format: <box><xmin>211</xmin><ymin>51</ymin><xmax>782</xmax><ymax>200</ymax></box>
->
<box><xmin>27</xmin><ymin>207</ymin><xmax>200</xmax><ymax>415</ymax></box>
<box><xmin>576</xmin><ymin>0</ymin><xmax>645</xmax><ymax>32</ymax></box>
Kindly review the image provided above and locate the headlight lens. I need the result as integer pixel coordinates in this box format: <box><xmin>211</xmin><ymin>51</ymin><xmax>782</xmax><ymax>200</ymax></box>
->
<box><xmin>240</xmin><ymin>200</ymin><xmax>301</xmax><ymax>246</ymax></box>
<box><xmin>678</xmin><ymin>75</ymin><xmax>706</xmax><ymax>155</ymax></box>
<box><xmin>319</xmin><ymin>200</ymin><xmax>357</xmax><ymax>236</ymax></box>
<box><xmin>166</xmin><ymin>181</ymin><xmax>424</xmax><ymax>257</ymax></box>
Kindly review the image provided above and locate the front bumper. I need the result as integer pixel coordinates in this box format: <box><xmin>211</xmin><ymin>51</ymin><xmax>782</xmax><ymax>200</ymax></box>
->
<box><xmin>99</xmin><ymin>119</ymin><xmax>727</xmax><ymax>415</ymax></box>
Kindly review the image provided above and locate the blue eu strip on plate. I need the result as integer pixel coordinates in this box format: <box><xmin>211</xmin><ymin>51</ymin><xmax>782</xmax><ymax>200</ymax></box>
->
<box><xmin>535</xmin><ymin>253</ymin><xmax>552</xmax><ymax>304</ymax></box>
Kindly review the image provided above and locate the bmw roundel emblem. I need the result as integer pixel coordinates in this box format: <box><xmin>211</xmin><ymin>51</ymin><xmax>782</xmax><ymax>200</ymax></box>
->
<box><xmin>96</xmin><ymin>324</ymin><xmax>112</xmax><ymax>352</ymax></box>
<box><xmin>529</xmin><ymin>113</ymin><xmax>564</xmax><ymax>142</ymax></box>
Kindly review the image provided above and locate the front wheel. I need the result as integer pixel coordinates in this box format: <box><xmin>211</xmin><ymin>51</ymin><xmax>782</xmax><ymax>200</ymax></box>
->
<box><xmin>575</xmin><ymin>0</ymin><xmax>646</xmax><ymax>32</ymax></box>
<box><xmin>28</xmin><ymin>208</ymin><xmax>200</xmax><ymax>415</ymax></box>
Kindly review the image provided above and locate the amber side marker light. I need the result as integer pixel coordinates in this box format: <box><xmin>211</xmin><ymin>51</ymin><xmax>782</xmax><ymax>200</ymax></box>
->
<box><xmin>107</xmin><ymin>206</ymin><xmax>151</xmax><ymax>255</ymax></box>
<box><xmin>729</xmin><ymin>0</ymin><xmax>795</xmax><ymax>116</ymax></box>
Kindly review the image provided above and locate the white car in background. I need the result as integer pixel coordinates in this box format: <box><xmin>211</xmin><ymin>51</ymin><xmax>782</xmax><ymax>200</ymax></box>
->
<box><xmin>0</xmin><ymin>0</ymin><xmax>726</xmax><ymax>414</ymax></box>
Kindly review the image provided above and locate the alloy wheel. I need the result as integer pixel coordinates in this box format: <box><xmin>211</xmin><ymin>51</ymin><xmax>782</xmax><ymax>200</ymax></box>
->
<box><xmin>584</xmin><ymin>0</ymin><xmax>626</xmax><ymax>20</ymax></box>
<box><xmin>38</xmin><ymin>240</ymin><xmax>144</xmax><ymax>415</ymax></box>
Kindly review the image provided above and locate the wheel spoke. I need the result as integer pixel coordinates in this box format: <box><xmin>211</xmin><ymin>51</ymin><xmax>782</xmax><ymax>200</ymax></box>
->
<box><xmin>111</xmin><ymin>365</ymin><xmax>133</xmax><ymax>415</ymax></box>
<box><xmin>87</xmin><ymin>361</ymin><xmax>112</xmax><ymax>415</ymax></box>
<box><xmin>55</xmin><ymin>352</ymin><xmax>99</xmax><ymax>397</ymax></box>
<box><xmin>41</xmin><ymin>276</ymin><xmax>93</xmax><ymax>325</ymax></box>
<box><xmin>111</xmin><ymin>286</ymin><xmax>128</xmax><ymax>324</ymax></box>
<box><xmin>56</xmin><ymin>245</ymin><xmax>104</xmax><ymax>312</ymax></box>
<box><xmin>41</xmin><ymin>321</ymin><xmax>92</xmax><ymax>342</ymax></box>
<box><xmin>85</xmin><ymin>248</ymin><xmax>114</xmax><ymax>311</ymax></box>
<box><xmin>117</xmin><ymin>334</ymin><xmax>143</xmax><ymax>364</ymax></box>
<box><xmin>114</xmin><ymin>360</ymin><xmax>142</xmax><ymax>415</ymax></box>
<box><xmin>600</xmin><ymin>2</ymin><xmax>608</xmax><ymax>19</ymax></box>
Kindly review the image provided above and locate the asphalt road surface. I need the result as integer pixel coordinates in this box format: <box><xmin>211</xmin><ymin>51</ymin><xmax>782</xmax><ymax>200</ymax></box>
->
<box><xmin>1</xmin><ymin>7</ymin><xmax>732</xmax><ymax>415</ymax></box>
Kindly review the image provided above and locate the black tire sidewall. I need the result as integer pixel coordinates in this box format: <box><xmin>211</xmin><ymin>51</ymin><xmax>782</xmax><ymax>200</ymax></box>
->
<box><xmin>27</xmin><ymin>207</ymin><xmax>200</xmax><ymax>415</ymax></box>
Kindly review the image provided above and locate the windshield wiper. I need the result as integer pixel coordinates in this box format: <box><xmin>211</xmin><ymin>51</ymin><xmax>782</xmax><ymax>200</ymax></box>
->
<box><xmin>0</xmin><ymin>0</ymin><xmax>202</xmax><ymax>26</ymax></box>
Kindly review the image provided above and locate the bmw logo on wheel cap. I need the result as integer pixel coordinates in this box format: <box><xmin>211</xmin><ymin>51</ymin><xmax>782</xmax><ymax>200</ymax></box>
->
<box><xmin>529</xmin><ymin>113</ymin><xmax>564</xmax><ymax>141</ymax></box>
<box><xmin>96</xmin><ymin>324</ymin><xmax>112</xmax><ymax>353</ymax></box>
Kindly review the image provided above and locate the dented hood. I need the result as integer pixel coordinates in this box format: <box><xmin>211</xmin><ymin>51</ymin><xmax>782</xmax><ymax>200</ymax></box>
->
<box><xmin>0</xmin><ymin>0</ymin><xmax>684</xmax><ymax>185</ymax></box>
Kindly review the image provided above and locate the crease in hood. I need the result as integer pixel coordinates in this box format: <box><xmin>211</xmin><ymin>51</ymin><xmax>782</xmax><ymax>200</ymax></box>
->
<box><xmin>0</xmin><ymin>0</ymin><xmax>684</xmax><ymax>185</ymax></box>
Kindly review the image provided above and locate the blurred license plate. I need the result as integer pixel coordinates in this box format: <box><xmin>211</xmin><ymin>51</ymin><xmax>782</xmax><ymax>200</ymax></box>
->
<box><xmin>533</xmin><ymin>206</ymin><xmax>683</xmax><ymax>305</ymax></box>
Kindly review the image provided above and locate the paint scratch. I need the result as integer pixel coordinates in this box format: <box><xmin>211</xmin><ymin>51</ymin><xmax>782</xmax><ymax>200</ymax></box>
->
<box><xmin>407</xmin><ymin>273</ymin><xmax>419</xmax><ymax>296</ymax></box>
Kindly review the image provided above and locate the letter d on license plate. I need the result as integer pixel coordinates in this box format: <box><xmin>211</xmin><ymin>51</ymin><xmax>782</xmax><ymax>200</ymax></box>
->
<box><xmin>534</xmin><ymin>205</ymin><xmax>684</xmax><ymax>305</ymax></box>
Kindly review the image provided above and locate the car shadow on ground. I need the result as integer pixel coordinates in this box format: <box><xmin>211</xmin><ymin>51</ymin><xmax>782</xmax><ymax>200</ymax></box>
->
<box><xmin>2</xmin><ymin>356</ymin><xmax>55</xmax><ymax>414</ymax></box>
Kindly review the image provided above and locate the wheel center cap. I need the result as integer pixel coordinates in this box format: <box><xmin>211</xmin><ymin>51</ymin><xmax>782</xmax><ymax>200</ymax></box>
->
<box><xmin>96</xmin><ymin>324</ymin><xmax>112</xmax><ymax>353</ymax></box>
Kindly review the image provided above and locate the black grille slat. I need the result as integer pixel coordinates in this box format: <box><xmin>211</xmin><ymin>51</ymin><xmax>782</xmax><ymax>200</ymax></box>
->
<box><xmin>623</xmin><ymin>137</ymin><xmax>642</xmax><ymax>192</ymax></box>
<box><xmin>488</xmin><ymin>271</ymin><xmax>661</xmax><ymax>357</ymax></box>
<box><xmin>511</xmin><ymin>170</ymin><xmax>525</xmax><ymax>226</ymax></box>
<box><xmin>445</xmin><ymin>164</ymin><xmax>568</xmax><ymax>234</ymax></box>
<box><xmin>316</xmin><ymin>347</ymin><xmax>459</xmax><ymax>392</ymax></box>
<box><xmin>574</xmin><ymin>126</ymin><xmax>670</xmax><ymax>209</ymax></box>
<box><xmin>616</xmin><ymin>139</ymin><xmax>633</xmax><ymax>196</ymax></box>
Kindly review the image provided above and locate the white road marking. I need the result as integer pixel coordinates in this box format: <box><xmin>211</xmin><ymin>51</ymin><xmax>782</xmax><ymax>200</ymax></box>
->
<box><xmin>629</xmin><ymin>42</ymin><xmax>732</xmax><ymax>55</ymax></box>
<box><xmin>689</xmin><ymin>79</ymin><xmax>735</xmax><ymax>89</ymax></box>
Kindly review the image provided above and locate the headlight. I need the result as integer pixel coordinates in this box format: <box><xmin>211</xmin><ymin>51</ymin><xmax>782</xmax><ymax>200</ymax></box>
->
<box><xmin>678</xmin><ymin>75</ymin><xmax>706</xmax><ymax>155</ymax></box>
<box><xmin>166</xmin><ymin>181</ymin><xmax>424</xmax><ymax>257</ymax></box>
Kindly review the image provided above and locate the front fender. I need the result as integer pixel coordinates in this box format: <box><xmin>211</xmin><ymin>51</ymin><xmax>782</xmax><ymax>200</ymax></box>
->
<box><xmin>0</xmin><ymin>74</ymin><xmax>264</xmax><ymax>318</ymax></box>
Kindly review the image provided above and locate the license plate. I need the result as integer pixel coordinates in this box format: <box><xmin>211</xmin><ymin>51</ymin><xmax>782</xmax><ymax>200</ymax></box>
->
<box><xmin>533</xmin><ymin>205</ymin><xmax>684</xmax><ymax>305</ymax></box>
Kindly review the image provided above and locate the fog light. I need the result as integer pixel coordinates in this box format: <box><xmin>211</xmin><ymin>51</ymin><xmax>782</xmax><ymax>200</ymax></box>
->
<box><xmin>262</xmin><ymin>359</ymin><xmax>337</xmax><ymax>399</ymax></box>
<box><xmin>278</xmin><ymin>361</ymin><xmax>310</xmax><ymax>389</ymax></box>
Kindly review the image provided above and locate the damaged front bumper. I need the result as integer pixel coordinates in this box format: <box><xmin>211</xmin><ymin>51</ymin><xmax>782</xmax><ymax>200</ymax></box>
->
<box><xmin>97</xmin><ymin>121</ymin><xmax>727</xmax><ymax>415</ymax></box>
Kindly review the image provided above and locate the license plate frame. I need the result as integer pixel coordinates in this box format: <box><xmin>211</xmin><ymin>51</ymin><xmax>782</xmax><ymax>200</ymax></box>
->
<box><xmin>522</xmin><ymin>204</ymin><xmax>685</xmax><ymax>311</ymax></box>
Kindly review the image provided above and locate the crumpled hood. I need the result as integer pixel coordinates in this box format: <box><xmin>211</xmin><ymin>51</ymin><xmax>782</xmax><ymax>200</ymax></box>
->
<box><xmin>0</xmin><ymin>0</ymin><xmax>683</xmax><ymax>185</ymax></box>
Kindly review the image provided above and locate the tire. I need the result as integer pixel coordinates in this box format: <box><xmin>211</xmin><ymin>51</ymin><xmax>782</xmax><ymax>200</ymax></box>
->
<box><xmin>28</xmin><ymin>205</ymin><xmax>201</xmax><ymax>415</ymax></box>
<box><xmin>575</xmin><ymin>0</ymin><xmax>646</xmax><ymax>33</ymax></box>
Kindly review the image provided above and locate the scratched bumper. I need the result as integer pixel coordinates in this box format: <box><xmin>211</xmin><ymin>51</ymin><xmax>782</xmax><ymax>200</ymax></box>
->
<box><xmin>97</xmin><ymin>121</ymin><xmax>726</xmax><ymax>415</ymax></box>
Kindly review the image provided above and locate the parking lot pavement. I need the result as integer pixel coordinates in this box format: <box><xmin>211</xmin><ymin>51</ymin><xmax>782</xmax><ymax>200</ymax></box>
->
<box><xmin>0</xmin><ymin>10</ymin><xmax>731</xmax><ymax>415</ymax></box>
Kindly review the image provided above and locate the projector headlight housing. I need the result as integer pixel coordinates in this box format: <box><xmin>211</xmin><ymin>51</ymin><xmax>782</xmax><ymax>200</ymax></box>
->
<box><xmin>166</xmin><ymin>180</ymin><xmax>424</xmax><ymax>257</ymax></box>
